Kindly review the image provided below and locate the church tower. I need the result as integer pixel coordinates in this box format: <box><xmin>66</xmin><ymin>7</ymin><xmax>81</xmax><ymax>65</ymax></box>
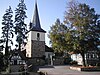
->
<box><xmin>26</xmin><ymin>1</ymin><xmax>46</xmax><ymax>65</ymax></box>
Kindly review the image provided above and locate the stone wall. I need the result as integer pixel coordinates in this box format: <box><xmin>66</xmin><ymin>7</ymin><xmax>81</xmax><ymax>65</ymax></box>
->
<box><xmin>28</xmin><ymin>58</ymin><xmax>45</xmax><ymax>66</ymax></box>
<box><xmin>29</xmin><ymin>72</ymin><xmax>39</xmax><ymax>75</ymax></box>
<box><xmin>53</xmin><ymin>58</ymin><xmax>64</xmax><ymax>65</ymax></box>
<box><xmin>31</xmin><ymin>40</ymin><xmax>45</xmax><ymax>58</ymax></box>
<box><xmin>10</xmin><ymin>65</ymin><xmax>24</xmax><ymax>72</ymax></box>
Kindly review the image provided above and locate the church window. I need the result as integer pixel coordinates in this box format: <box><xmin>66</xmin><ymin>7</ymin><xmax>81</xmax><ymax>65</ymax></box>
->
<box><xmin>37</xmin><ymin>33</ymin><xmax>40</xmax><ymax>41</ymax></box>
<box><xmin>27</xmin><ymin>54</ymin><xmax>29</xmax><ymax>57</ymax></box>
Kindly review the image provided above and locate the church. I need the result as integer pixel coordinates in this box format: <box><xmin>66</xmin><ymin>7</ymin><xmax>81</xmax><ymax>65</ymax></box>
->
<box><xmin>10</xmin><ymin>0</ymin><xmax>54</xmax><ymax>68</ymax></box>
<box><xmin>25</xmin><ymin>1</ymin><xmax>46</xmax><ymax>65</ymax></box>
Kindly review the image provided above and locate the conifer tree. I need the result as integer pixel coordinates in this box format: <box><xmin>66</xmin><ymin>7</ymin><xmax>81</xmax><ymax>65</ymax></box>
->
<box><xmin>1</xmin><ymin>6</ymin><xmax>14</xmax><ymax>67</ymax></box>
<box><xmin>0</xmin><ymin>52</ymin><xmax>4</xmax><ymax>71</ymax></box>
<box><xmin>14</xmin><ymin>0</ymin><xmax>27</xmax><ymax>50</ymax></box>
<box><xmin>1</xmin><ymin>6</ymin><xmax>14</xmax><ymax>56</ymax></box>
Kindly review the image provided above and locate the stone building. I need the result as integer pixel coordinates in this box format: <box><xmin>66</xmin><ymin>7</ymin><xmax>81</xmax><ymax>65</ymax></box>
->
<box><xmin>25</xmin><ymin>1</ymin><xmax>46</xmax><ymax>65</ymax></box>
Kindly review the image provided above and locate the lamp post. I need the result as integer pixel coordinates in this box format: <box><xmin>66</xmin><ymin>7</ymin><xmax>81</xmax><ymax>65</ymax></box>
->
<box><xmin>50</xmin><ymin>55</ymin><xmax>53</xmax><ymax>66</ymax></box>
<box><xmin>24</xmin><ymin>63</ymin><xmax>27</xmax><ymax>75</ymax></box>
<box><xmin>50</xmin><ymin>54</ymin><xmax>55</xmax><ymax>66</ymax></box>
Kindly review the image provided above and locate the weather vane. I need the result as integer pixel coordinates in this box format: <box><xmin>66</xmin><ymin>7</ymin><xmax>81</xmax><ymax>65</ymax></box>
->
<box><xmin>35</xmin><ymin>0</ymin><xmax>37</xmax><ymax>3</ymax></box>
<box><xmin>20</xmin><ymin>0</ymin><xmax>24</xmax><ymax>2</ymax></box>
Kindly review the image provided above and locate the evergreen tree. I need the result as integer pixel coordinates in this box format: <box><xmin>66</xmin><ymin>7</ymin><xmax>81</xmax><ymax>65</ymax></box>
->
<box><xmin>48</xmin><ymin>19</ymin><xmax>67</xmax><ymax>52</ymax></box>
<box><xmin>14</xmin><ymin>0</ymin><xmax>27</xmax><ymax>50</ymax></box>
<box><xmin>1</xmin><ymin>6</ymin><xmax>14</xmax><ymax>67</ymax></box>
<box><xmin>0</xmin><ymin>52</ymin><xmax>4</xmax><ymax>71</ymax></box>
<box><xmin>1</xmin><ymin>6</ymin><xmax>14</xmax><ymax>57</ymax></box>
<box><xmin>64</xmin><ymin>1</ymin><xmax>100</xmax><ymax>66</ymax></box>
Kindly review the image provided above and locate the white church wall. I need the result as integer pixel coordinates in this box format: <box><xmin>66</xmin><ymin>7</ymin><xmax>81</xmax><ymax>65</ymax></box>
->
<box><xmin>26</xmin><ymin>41</ymin><xmax>32</xmax><ymax>57</ymax></box>
<box><xmin>31</xmin><ymin>31</ymin><xmax>45</xmax><ymax>41</ymax></box>
<box><xmin>26</xmin><ymin>32</ymin><xmax>32</xmax><ymax>57</ymax></box>
<box><xmin>28</xmin><ymin>32</ymin><xmax>32</xmax><ymax>42</ymax></box>
<box><xmin>26</xmin><ymin>31</ymin><xmax>45</xmax><ymax>58</ymax></box>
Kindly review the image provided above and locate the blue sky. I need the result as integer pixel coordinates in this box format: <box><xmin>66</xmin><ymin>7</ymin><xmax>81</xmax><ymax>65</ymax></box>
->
<box><xmin>0</xmin><ymin>0</ymin><xmax>100</xmax><ymax>47</ymax></box>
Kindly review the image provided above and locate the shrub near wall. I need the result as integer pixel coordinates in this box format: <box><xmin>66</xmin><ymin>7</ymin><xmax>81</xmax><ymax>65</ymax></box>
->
<box><xmin>53</xmin><ymin>58</ymin><xmax>64</xmax><ymax>65</ymax></box>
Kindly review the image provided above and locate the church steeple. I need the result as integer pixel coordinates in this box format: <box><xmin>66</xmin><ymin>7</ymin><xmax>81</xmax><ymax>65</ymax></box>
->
<box><xmin>32</xmin><ymin>0</ymin><xmax>41</xmax><ymax>28</ymax></box>
<box><xmin>30</xmin><ymin>0</ymin><xmax>46</xmax><ymax>33</ymax></box>
<box><xmin>26</xmin><ymin>0</ymin><xmax>46</xmax><ymax>64</ymax></box>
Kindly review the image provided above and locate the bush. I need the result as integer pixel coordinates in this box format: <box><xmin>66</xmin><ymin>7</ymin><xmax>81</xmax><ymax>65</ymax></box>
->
<box><xmin>70</xmin><ymin>61</ymin><xmax>78</xmax><ymax>65</ymax></box>
<box><xmin>97</xmin><ymin>63</ymin><xmax>100</xmax><ymax>66</ymax></box>
<box><xmin>21</xmin><ymin>72</ymin><xmax>29</xmax><ymax>75</ymax></box>
<box><xmin>19</xmin><ymin>66</ymin><xmax>24</xmax><ymax>72</ymax></box>
<box><xmin>38</xmin><ymin>71</ymin><xmax>45</xmax><ymax>75</ymax></box>
<box><xmin>64</xmin><ymin>57</ymin><xmax>71</xmax><ymax>64</ymax></box>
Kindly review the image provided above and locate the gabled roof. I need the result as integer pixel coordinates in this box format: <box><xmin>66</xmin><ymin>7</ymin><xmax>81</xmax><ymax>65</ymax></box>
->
<box><xmin>30</xmin><ymin>1</ymin><xmax>46</xmax><ymax>33</ymax></box>
<box><xmin>10</xmin><ymin>49</ymin><xmax>27</xmax><ymax>60</ymax></box>
<box><xmin>30</xmin><ymin>23</ymin><xmax>46</xmax><ymax>33</ymax></box>
<box><xmin>45</xmin><ymin>45</ymin><xmax>54</xmax><ymax>52</ymax></box>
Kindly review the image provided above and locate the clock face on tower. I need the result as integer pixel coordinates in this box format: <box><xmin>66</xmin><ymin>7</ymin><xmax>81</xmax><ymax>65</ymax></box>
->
<box><xmin>37</xmin><ymin>33</ymin><xmax>40</xmax><ymax>41</ymax></box>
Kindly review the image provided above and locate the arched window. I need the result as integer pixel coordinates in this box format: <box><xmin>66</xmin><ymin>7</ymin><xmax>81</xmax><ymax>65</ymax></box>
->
<box><xmin>37</xmin><ymin>33</ymin><xmax>40</xmax><ymax>41</ymax></box>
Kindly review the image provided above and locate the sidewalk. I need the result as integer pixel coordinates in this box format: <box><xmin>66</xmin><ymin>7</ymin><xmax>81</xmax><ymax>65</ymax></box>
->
<box><xmin>39</xmin><ymin>65</ymin><xmax>100</xmax><ymax>75</ymax></box>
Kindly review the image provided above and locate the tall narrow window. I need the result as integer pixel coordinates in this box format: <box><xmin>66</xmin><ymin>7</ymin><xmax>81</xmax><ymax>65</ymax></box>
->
<box><xmin>37</xmin><ymin>33</ymin><xmax>40</xmax><ymax>41</ymax></box>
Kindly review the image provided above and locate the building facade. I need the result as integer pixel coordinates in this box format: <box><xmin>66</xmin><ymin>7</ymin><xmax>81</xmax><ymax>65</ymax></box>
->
<box><xmin>25</xmin><ymin>1</ymin><xmax>46</xmax><ymax>65</ymax></box>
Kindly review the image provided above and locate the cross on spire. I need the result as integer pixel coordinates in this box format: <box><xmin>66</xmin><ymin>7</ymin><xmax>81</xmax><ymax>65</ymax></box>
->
<box><xmin>20</xmin><ymin>0</ymin><xmax>24</xmax><ymax>3</ymax></box>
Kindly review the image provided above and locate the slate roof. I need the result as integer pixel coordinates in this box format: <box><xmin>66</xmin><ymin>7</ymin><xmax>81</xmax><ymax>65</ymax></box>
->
<box><xmin>45</xmin><ymin>45</ymin><xmax>54</xmax><ymax>52</ymax></box>
<box><xmin>30</xmin><ymin>23</ymin><xmax>46</xmax><ymax>33</ymax></box>
<box><xmin>10</xmin><ymin>49</ymin><xmax>27</xmax><ymax>60</ymax></box>
<box><xmin>29</xmin><ymin>1</ymin><xmax>46</xmax><ymax>33</ymax></box>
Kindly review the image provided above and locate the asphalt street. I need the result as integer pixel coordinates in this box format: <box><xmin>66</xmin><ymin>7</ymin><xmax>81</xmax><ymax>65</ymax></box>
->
<box><xmin>39</xmin><ymin>65</ymin><xmax>100</xmax><ymax>75</ymax></box>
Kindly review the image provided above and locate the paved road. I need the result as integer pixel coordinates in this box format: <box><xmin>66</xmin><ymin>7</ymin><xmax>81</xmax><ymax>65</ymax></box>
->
<box><xmin>39</xmin><ymin>65</ymin><xmax>100</xmax><ymax>75</ymax></box>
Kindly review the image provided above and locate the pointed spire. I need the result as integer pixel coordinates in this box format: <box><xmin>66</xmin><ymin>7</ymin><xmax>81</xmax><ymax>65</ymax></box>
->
<box><xmin>30</xmin><ymin>0</ymin><xmax>46</xmax><ymax>33</ymax></box>
<box><xmin>35</xmin><ymin>0</ymin><xmax>37</xmax><ymax>4</ymax></box>
<box><xmin>32</xmin><ymin>0</ymin><xmax>41</xmax><ymax>29</ymax></box>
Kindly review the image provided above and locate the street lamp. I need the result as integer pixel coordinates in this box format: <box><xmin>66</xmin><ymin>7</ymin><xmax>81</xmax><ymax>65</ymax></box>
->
<box><xmin>50</xmin><ymin>55</ymin><xmax>53</xmax><ymax>66</ymax></box>
<box><xmin>24</xmin><ymin>63</ymin><xmax>27</xmax><ymax>75</ymax></box>
<box><xmin>50</xmin><ymin>54</ymin><xmax>55</xmax><ymax>66</ymax></box>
